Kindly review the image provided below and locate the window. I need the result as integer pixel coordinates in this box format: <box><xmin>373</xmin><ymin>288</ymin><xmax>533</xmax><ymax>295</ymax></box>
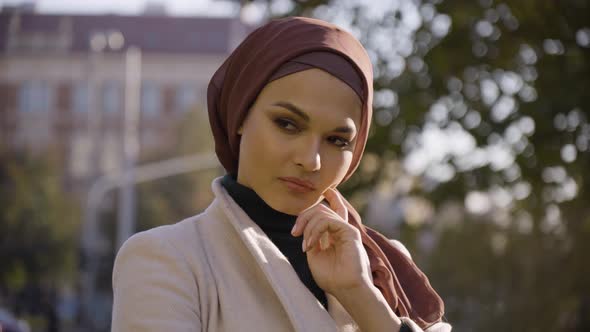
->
<box><xmin>175</xmin><ymin>84</ymin><xmax>197</xmax><ymax>113</ymax></box>
<box><xmin>141</xmin><ymin>81</ymin><xmax>161</xmax><ymax>116</ymax></box>
<box><xmin>102</xmin><ymin>80</ymin><xmax>121</xmax><ymax>114</ymax></box>
<box><xmin>18</xmin><ymin>81</ymin><xmax>53</xmax><ymax>113</ymax></box>
<box><xmin>72</xmin><ymin>83</ymin><xmax>89</xmax><ymax>113</ymax></box>
<box><xmin>70</xmin><ymin>131</ymin><xmax>91</xmax><ymax>178</ymax></box>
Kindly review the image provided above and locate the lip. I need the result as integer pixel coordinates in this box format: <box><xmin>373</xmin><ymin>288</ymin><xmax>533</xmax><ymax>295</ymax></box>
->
<box><xmin>278</xmin><ymin>177</ymin><xmax>316</xmax><ymax>193</ymax></box>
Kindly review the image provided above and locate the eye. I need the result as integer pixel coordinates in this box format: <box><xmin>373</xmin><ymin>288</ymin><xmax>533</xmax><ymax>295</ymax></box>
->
<box><xmin>328</xmin><ymin>136</ymin><xmax>350</xmax><ymax>148</ymax></box>
<box><xmin>274</xmin><ymin>118</ymin><xmax>299</xmax><ymax>132</ymax></box>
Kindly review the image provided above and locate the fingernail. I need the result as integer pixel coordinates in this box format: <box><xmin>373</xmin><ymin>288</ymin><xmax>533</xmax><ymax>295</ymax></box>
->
<box><xmin>291</xmin><ymin>223</ymin><xmax>297</xmax><ymax>235</ymax></box>
<box><xmin>301</xmin><ymin>239</ymin><xmax>306</xmax><ymax>252</ymax></box>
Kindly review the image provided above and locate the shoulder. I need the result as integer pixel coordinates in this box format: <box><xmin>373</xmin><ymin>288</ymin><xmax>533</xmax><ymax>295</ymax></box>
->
<box><xmin>111</xmin><ymin>218</ymin><xmax>206</xmax><ymax>331</ymax></box>
<box><xmin>424</xmin><ymin>321</ymin><xmax>452</xmax><ymax>332</ymax></box>
<box><xmin>112</xmin><ymin>223</ymin><xmax>187</xmax><ymax>286</ymax></box>
<box><xmin>112</xmin><ymin>209</ymin><xmax>215</xmax><ymax>286</ymax></box>
<box><xmin>401</xmin><ymin>317</ymin><xmax>452</xmax><ymax>332</ymax></box>
<box><xmin>116</xmin><ymin>215</ymin><xmax>198</xmax><ymax>256</ymax></box>
<box><xmin>111</xmin><ymin>213</ymin><xmax>214</xmax><ymax>305</ymax></box>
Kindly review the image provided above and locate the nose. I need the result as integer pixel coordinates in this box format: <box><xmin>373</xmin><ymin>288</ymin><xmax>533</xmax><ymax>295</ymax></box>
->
<box><xmin>295</xmin><ymin>137</ymin><xmax>321</xmax><ymax>172</ymax></box>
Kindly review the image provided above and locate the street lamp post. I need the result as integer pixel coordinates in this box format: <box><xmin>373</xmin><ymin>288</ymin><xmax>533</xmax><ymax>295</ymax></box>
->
<box><xmin>82</xmin><ymin>154</ymin><xmax>220</xmax><ymax>330</ymax></box>
<box><xmin>81</xmin><ymin>29</ymin><xmax>125</xmax><ymax>331</ymax></box>
<box><xmin>117</xmin><ymin>46</ymin><xmax>141</xmax><ymax>251</ymax></box>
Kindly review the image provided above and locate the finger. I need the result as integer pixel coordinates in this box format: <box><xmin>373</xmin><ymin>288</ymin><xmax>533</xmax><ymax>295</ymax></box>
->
<box><xmin>304</xmin><ymin>214</ymin><xmax>347</xmax><ymax>252</ymax></box>
<box><xmin>292</xmin><ymin>202</ymin><xmax>334</xmax><ymax>236</ymax></box>
<box><xmin>319</xmin><ymin>232</ymin><xmax>331</xmax><ymax>251</ymax></box>
<box><xmin>302</xmin><ymin>213</ymin><xmax>326</xmax><ymax>251</ymax></box>
<box><xmin>292</xmin><ymin>206</ymin><xmax>315</xmax><ymax>236</ymax></box>
<box><xmin>303</xmin><ymin>215</ymin><xmax>328</xmax><ymax>252</ymax></box>
<box><xmin>323</xmin><ymin>187</ymin><xmax>348</xmax><ymax>222</ymax></box>
<box><xmin>308</xmin><ymin>232</ymin><xmax>331</xmax><ymax>254</ymax></box>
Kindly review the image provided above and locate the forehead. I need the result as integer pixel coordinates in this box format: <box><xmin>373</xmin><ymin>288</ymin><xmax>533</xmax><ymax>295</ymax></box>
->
<box><xmin>256</xmin><ymin>68</ymin><xmax>363</xmax><ymax>127</ymax></box>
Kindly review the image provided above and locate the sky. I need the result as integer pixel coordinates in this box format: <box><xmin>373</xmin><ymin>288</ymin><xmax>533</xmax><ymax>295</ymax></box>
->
<box><xmin>0</xmin><ymin>0</ymin><xmax>239</xmax><ymax>16</ymax></box>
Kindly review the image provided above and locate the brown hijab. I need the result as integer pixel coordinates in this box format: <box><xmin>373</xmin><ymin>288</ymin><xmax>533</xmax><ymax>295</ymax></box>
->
<box><xmin>207</xmin><ymin>16</ymin><xmax>444</xmax><ymax>329</ymax></box>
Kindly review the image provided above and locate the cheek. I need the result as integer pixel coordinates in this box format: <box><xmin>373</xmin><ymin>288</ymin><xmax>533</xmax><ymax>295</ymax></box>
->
<box><xmin>240</xmin><ymin>122</ymin><xmax>288</xmax><ymax>167</ymax></box>
<box><xmin>323</xmin><ymin>150</ymin><xmax>354</xmax><ymax>181</ymax></box>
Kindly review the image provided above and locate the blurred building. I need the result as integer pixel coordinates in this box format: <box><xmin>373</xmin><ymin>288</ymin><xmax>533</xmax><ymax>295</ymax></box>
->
<box><xmin>0</xmin><ymin>5</ymin><xmax>253</xmax><ymax>190</ymax></box>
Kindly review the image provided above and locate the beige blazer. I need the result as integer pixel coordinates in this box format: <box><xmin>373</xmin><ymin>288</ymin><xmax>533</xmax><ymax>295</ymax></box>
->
<box><xmin>111</xmin><ymin>177</ymin><xmax>451</xmax><ymax>332</ymax></box>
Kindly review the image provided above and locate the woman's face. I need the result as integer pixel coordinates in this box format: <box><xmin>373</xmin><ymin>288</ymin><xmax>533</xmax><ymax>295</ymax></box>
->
<box><xmin>237</xmin><ymin>68</ymin><xmax>362</xmax><ymax>215</ymax></box>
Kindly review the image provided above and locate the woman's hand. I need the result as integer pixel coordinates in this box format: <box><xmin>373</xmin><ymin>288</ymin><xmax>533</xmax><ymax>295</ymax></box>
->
<box><xmin>291</xmin><ymin>188</ymin><xmax>403</xmax><ymax>332</ymax></box>
<box><xmin>290</xmin><ymin>188</ymin><xmax>372</xmax><ymax>295</ymax></box>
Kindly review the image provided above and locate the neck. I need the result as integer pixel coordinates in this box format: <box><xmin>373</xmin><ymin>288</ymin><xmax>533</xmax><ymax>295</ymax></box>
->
<box><xmin>220</xmin><ymin>173</ymin><xmax>297</xmax><ymax>232</ymax></box>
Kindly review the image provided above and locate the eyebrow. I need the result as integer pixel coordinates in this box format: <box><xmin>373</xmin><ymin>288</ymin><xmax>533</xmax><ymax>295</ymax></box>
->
<box><xmin>273</xmin><ymin>101</ymin><xmax>356</xmax><ymax>134</ymax></box>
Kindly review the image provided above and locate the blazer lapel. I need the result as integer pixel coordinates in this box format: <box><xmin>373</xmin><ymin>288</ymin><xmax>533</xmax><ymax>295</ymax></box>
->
<box><xmin>211</xmin><ymin>177</ymin><xmax>339</xmax><ymax>332</ymax></box>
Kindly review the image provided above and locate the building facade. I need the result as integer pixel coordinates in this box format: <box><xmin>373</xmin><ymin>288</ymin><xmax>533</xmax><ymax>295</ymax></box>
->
<box><xmin>0</xmin><ymin>7</ymin><xmax>253</xmax><ymax>189</ymax></box>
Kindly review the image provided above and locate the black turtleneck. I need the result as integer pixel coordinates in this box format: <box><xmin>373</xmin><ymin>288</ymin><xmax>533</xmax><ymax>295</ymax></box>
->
<box><xmin>220</xmin><ymin>173</ymin><xmax>328</xmax><ymax>309</ymax></box>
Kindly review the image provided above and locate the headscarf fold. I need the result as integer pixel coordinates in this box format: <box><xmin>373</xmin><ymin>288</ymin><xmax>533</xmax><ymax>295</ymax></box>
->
<box><xmin>207</xmin><ymin>16</ymin><xmax>444</xmax><ymax>329</ymax></box>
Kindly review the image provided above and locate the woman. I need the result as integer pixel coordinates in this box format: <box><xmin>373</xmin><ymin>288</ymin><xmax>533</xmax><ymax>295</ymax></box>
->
<box><xmin>111</xmin><ymin>17</ymin><xmax>451</xmax><ymax>332</ymax></box>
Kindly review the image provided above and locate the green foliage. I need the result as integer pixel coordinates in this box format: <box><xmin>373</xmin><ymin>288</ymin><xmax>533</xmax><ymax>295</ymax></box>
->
<box><xmin>133</xmin><ymin>108</ymin><xmax>221</xmax><ymax>231</ymax></box>
<box><xmin>252</xmin><ymin>0</ymin><xmax>590</xmax><ymax>329</ymax></box>
<box><xmin>97</xmin><ymin>107</ymin><xmax>222</xmax><ymax>252</ymax></box>
<box><xmin>0</xmin><ymin>148</ymin><xmax>80</xmax><ymax>294</ymax></box>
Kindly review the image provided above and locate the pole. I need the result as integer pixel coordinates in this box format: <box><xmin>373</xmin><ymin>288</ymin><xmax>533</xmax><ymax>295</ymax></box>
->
<box><xmin>80</xmin><ymin>32</ymin><xmax>106</xmax><ymax>331</ymax></box>
<box><xmin>117</xmin><ymin>46</ymin><xmax>142</xmax><ymax>250</ymax></box>
<box><xmin>82</xmin><ymin>153</ymin><xmax>220</xmax><ymax>329</ymax></box>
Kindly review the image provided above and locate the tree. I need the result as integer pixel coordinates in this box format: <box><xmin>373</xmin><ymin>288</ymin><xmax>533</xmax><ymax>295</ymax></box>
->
<box><xmin>0</xmin><ymin>146</ymin><xmax>80</xmax><ymax>328</ymax></box>
<box><xmin>236</xmin><ymin>0</ymin><xmax>590</xmax><ymax>330</ymax></box>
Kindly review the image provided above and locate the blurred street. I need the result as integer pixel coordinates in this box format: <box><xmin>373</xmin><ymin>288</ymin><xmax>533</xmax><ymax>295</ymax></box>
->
<box><xmin>1</xmin><ymin>0</ymin><xmax>589</xmax><ymax>331</ymax></box>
